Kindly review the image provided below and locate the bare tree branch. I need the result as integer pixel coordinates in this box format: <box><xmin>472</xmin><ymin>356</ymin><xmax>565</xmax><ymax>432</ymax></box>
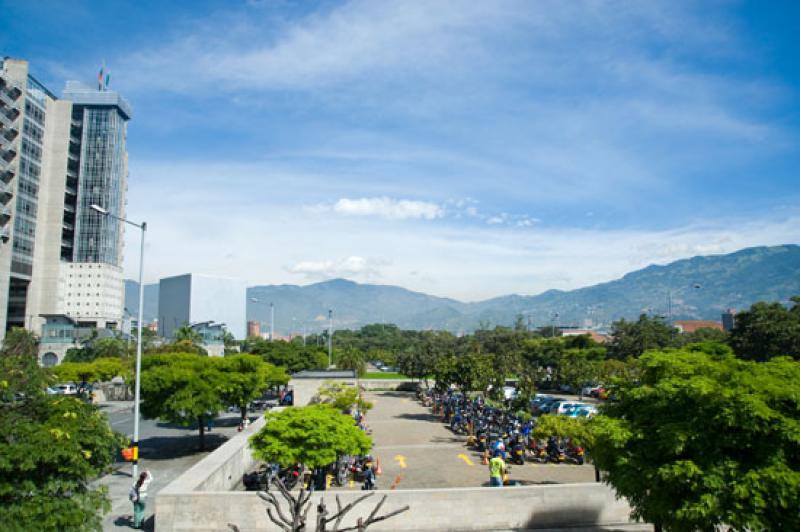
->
<box><xmin>267</xmin><ymin>508</ymin><xmax>293</xmax><ymax>532</ymax></box>
<box><xmin>258</xmin><ymin>491</ymin><xmax>293</xmax><ymax>527</ymax></box>
<box><xmin>337</xmin><ymin>497</ymin><xmax>410</xmax><ymax>532</ymax></box>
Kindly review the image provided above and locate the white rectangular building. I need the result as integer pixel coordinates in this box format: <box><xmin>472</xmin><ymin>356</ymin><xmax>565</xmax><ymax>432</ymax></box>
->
<box><xmin>158</xmin><ymin>273</ymin><xmax>246</xmax><ymax>339</ymax></box>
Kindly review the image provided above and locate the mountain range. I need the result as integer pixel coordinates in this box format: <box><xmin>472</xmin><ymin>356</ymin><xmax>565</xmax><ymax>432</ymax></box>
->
<box><xmin>127</xmin><ymin>244</ymin><xmax>800</xmax><ymax>334</ymax></box>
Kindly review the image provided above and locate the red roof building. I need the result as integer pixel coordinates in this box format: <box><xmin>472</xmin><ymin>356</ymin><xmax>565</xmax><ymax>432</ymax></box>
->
<box><xmin>674</xmin><ymin>320</ymin><xmax>724</xmax><ymax>333</ymax></box>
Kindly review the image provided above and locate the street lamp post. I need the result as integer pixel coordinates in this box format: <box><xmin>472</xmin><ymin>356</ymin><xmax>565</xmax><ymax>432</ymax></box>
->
<box><xmin>270</xmin><ymin>302</ymin><xmax>274</xmax><ymax>341</ymax></box>
<box><xmin>90</xmin><ymin>204</ymin><xmax>146</xmax><ymax>480</ymax></box>
<box><xmin>328</xmin><ymin>309</ymin><xmax>333</xmax><ymax>368</ymax></box>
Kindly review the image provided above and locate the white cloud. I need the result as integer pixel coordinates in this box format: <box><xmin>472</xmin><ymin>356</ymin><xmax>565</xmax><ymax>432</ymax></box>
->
<box><xmin>286</xmin><ymin>256</ymin><xmax>382</xmax><ymax>280</ymax></box>
<box><xmin>332</xmin><ymin>197</ymin><xmax>444</xmax><ymax>220</ymax></box>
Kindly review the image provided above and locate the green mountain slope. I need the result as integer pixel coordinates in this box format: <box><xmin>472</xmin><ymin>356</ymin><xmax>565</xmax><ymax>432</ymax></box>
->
<box><xmin>128</xmin><ymin>245</ymin><xmax>800</xmax><ymax>333</ymax></box>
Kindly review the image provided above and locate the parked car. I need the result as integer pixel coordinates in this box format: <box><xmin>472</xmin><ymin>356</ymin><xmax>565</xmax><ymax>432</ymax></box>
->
<box><xmin>502</xmin><ymin>386</ymin><xmax>518</xmax><ymax>401</ymax></box>
<box><xmin>382</xmin><ymin>366</ymin><xmax>398</xmax><ymax>373</ymax></box>
<box><xmin>571</xmin><ymin>405</ymin><xmax>599</xmax><ymax>418</ymax></box>
<box><xmin>529</xmin><ymin>394</ymin><xmax>555</xmax><ymax>414</ymax></box>
<box><xmin>590</xmin><ymin>386</ymin><xmax>606</xmax><ymax>398</ymax></box>
<box><xmin>553</xmin><ymin>401</ymin><xmax>587</xmax><ymax>416</ymax></box>
<box><xmin>53</xmin><ymin>383</ymin><xmax>78</xmax><ymax>395</ymax></box>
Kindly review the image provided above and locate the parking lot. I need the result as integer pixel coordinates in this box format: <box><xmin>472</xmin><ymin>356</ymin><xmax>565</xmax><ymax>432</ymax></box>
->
<box><xmin>348</xmin><ymin>391</ymin><xmax>597</xmax><ymax>490</ymax></box>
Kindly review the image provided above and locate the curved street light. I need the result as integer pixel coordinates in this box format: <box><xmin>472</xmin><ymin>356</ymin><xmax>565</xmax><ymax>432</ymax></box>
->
<box><xmin>90</xmin><ymin>204</ymin><xmax>146</xmax><ymax>480</ymax></box>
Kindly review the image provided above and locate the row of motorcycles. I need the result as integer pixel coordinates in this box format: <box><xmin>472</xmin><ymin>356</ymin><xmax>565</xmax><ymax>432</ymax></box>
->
<box><xmin>419</xmin><ymin>388</ymin><xmax>586</xmax><ymax>466</ymax></box>
<box><xmin>243</xmin><ymin>455</ymin><xmax>377</xmax><ymax>492</ymax></box>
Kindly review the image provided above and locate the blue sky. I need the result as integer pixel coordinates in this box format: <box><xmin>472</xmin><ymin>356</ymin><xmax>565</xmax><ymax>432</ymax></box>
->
<box><xmin>2</xmin><ymin>0</ymin><xmax>798</xmax><ymax>300</ymax></box>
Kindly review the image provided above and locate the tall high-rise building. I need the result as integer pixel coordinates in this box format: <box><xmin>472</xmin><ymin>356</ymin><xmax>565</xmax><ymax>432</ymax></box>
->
<box><xmin>0</xmin><ymin>58</ymin><xmax>131</xmax><ymax>359</ymax></box>
<box><xmin>0</xmin><ymin>58</ymin><xmax>57</xmax><ymax>336</ymax></box>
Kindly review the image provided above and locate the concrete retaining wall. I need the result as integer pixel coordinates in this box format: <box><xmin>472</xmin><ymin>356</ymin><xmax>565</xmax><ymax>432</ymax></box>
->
<box><xmin>156</xmin><ymin>483</ymin><xmax>642</xmax><ymax>531</ymax></box>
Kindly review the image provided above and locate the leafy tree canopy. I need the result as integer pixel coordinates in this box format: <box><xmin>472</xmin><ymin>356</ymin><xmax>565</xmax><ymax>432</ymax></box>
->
<box><xmin>607</xmin><ymin>314</ymin><xmax>680</xmax><ymax>359</ymax></box>
<box><xmin>334</xmin><ymin>346</ymin><xmax>366</xmax><ymax>376</ymax></box>
<box><xmin>140</xmin><ymin>353</ymin><xmax>224</xmax><ymax>449</ymax></box>
<box><xmin>218</xmin><ymin>354</ymin><xmax>288</xmax><ymax>421</ymax></box>
<box><xmin>591</xmin><ymin>348</ymin><xmax>800</xmax><ymax>531</ymax></box>
<box><xmin>52</xmin><ymin>357</ymin><xmax>128</xmax><ymax>385</ymax></box>
<box><xmin>249</xmin><ymin>404</ymin><xmax>372</xmax><ymax>468</ymax></box>
<box><xmin>729</xmin><ymin>297</ymin><xmax>800</xmax><ymax>361</ymax></box>
<box><xmin>241</xmin><ymin>337</ymin><xmax>327</xmax><ymax>373</ymax></box>
<box><xmin>0</xmin><ymin>329</ymin><xmax>125</xmax><ymax>530</ymax></box>
<box><xmin>315</xmin><ymin>381</ymin><xmax>373</xmax><ymax>414</ymax></box>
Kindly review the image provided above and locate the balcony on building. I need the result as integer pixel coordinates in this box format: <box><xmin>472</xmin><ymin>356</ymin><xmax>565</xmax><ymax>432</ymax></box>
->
<box><xmin>2</xmin><ymin>147</ymin><xmax>17</xmax><ymax>163</ymax></box>
<box><xmin>3</xmin><ymin>126</ymin><xmax>19</xmax><ymax>142</ymax></box>
<box><xmin>0</xmin><ymin>167</ymin><xmax>12</xmax><ymax>184</ymax></box>
<box><xmin>40</xmin><ymin>314</ymin><xmax>99</xmax><ymax>345</ymax></box>
<box><xmin>4</xmin><ymin>107</ymin><xmax>20</xmax><ymax>122</ymax></box>
<box><xmin>0</xmin><ymin>181</ymin><xmax>11</xmax><ymax>203</ymax></box>
<box><xmin>0</xmin><ymin>205</ymin><xmax>11</xmax><ymax>223</ymax></box>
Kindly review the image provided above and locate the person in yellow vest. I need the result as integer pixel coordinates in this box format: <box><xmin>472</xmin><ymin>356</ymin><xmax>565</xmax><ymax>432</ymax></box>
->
<box><xmin>489</xmin><ymin>449</ymin><xmax>507</xmax><ymax>487</ymax></box>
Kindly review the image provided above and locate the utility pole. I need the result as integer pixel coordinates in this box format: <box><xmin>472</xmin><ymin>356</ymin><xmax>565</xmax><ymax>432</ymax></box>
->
<box><xmin>328</xmin><ymin>309</ymin><xmax>333</xmax><ymax>368</ymax></box>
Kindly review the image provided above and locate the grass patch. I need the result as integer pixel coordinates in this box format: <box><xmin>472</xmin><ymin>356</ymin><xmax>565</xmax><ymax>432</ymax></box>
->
<box><xmin>361</xmin><ymin>372</ymin><xmax>410</xmax><ymax>380</ymax></box>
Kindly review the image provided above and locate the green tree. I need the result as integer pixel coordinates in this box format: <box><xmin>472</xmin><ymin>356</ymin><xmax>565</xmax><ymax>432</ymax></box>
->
<box><xmin>147</xmin><ymin>339</ymin><xmax>208</xmax><ymax>356</ymax></box>
<box><xmin>678</xmin><ymin>327</ymin><xmax>728</xmax><ymax>346</ymax></box>
<box><xmin>249</xmin><ymin>404</ymin><xmax>372</xmax><ymax>468</ymax></box>
<box><xmin>140</xmin><ymin>353</ymin><xmax>225</xmax><ymax>450</ymax></box>
<box><xmin>241</xmin><ymin>337</ymin><xmax>327</xmax><ymax>373</ymax></box>
<box><xmin>0</xmin><ymin>330</ymin><xmax>126</xmax><ymax>530</ymax></box>
<box><xmin>0</xmin><ymin>328</ymin><xmax>48</xmax><ymax>400</ymax></box>
<box><xmin>52</xmin><ymin>357</ymin><xmax>127</xmax><ymax>388</ymax></box>
<box><xmin>607</xmin><ymin>314</ymin><xmax>680</xmax><ymax>359</ymax></box>
<box><xmin>729</xmin><ymin>298</ymin><xmax>800</xmax><ymax>361</ymax></box>
<box><xmin>560</xmin><ymin>347</ymin><xmax>605</xmax><ymax>397</ymax></box>
<box><xmin>315</xmin><ymin>381</ymin><xmax>373</xmax><ymax>414</ymax></box>
<box><xmin>591</xmin><ymin>348</ymin><xmax>800</xmax><ymax>531</ymax></box>
<box><xmin>174</xmin><ymin>325</ymin><xmax>204</xmax><ymax>345</ymax></box>
<box><xmin>532</xmin><ymin>415</ymin><xmax>592</xmax><ymax>447</ymax></box>
<box><xmin>218</xmin><ymin>354</ymin><xmax>288</xmax><ymax>422</ymax></box>
<box><xmin>133</xmin><ymin>327</ymin><xmax>158</xmax><ymax>352</ymax></box>
<box><xmin>334</xmin><ymin>345</ymin><xmax>366</xmax><ymax>376</ymax></box>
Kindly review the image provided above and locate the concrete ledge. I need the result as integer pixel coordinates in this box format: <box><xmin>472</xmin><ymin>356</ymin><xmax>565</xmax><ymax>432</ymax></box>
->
<box><xmin>160</xmin><ymin>413</ymin><xmax>271</xmax><ymax>494</ymax></box>
<box><xmin>156</xmin><ymin>483</ymin><xmax>644</xmax><ymax>531</ymax></box>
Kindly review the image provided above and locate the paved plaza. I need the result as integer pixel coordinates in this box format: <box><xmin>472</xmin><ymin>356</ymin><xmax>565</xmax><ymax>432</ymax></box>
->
<box><xmin>353</xmin><ymin>391</ymin><xmax>597</xmax><ymax>490</ymax></box>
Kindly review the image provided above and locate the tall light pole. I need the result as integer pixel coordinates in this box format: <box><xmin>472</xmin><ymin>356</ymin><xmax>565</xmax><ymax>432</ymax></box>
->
<box><xmin>328</xmin><ymin>309</ymin><xmax>333</xmax><ymax>368</ymax></box>
<box><xmin>91</xmin><ymin>204</ymin><xmax>146</xmax><ymax>480</ymax></box>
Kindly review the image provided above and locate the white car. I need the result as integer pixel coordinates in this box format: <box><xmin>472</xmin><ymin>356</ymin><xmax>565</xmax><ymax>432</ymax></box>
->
<box><xmin>502</xmin><ymin>386</ymin><xmax>518</xmax><ymax>401</ymax></box>
<box><xmin>553</xmin><ymin>401</ymin><xmax>587</xmax><ymax>415</ymax></box>
<box><xmin>53</xmin><ymin>383</ymin><xmax>78</xmax><ymax>395</ymax></box>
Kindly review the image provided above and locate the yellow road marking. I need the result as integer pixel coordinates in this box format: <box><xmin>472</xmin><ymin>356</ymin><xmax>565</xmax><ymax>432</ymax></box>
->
<box><xmin>457</xmin><ymin>453</ymin><xmax>474</xmax><ymax>466</ymax></box>
<box><xmin>394</xmin><ymin>455</ymin><xmax>407</xmax><ymax>468</ymax></box>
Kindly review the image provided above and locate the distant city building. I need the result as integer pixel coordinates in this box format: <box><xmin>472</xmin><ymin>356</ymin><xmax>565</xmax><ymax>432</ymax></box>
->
<box><xmin>146</xmin><ymin>320</ymin><xmax>158</xmax><ymax>332</ymax></box>
<box><xmin>189</xmin><ymin>321</ymin><xmax>226</xmax><ymax>357</ymax></box>
<box><xmin>158</xmin><ymin>273</ymin><xmax>246</xmax><ymax>339</ymax></box>
<box><xmin>561</xmin><ymin>329</ymin><xmax>610</xmax><ymax>343</ymax></box>
<box><xmin>1</xmin><ymin>58</ymin><xmax>131</xmax><ymax>362</ymax></box>
<box><xmin>673</xmin><ymin>320</ymin><xmax>724</xmax><ymax>334</ymax></box>
<box><xmin>247</xmin><ymin>320</ymin><xmax>261</xmax><ymax>338</ymax></box>
<box><xmin>721</xmin><ymin>309</ymin><xmax>737</xmax><ymax>332</ymax></box>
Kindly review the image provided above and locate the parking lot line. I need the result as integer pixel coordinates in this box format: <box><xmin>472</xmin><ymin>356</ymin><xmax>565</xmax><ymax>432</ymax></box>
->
<box><xmin>457</xmin><ymin>453</ymin><xmax>474</xmax><ymax>466</ymax></box>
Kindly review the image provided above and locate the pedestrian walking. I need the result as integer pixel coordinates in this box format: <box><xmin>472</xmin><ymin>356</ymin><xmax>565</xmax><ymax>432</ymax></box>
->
<box><xmin>129</xmin><ymin>470</ymin><xmax>153</xmax><ymax>529</ymax></box>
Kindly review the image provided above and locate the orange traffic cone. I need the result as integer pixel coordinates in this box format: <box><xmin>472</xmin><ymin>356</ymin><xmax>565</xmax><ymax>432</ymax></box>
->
<box><xmin>481</xmin><ymin>450</ymin><xmax>489</xmax><ymax>465</ymax></box>
<box><xmin>375</xmin><ymin>458</ymin><xmax>383</xmax><ymax>476</ymax></box>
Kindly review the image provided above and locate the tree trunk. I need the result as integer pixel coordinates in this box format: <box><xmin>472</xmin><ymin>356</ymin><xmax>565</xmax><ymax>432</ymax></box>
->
<box><xmin>198</xmin><ymin>415</ymin><xmax>205</xmax><ymax>450</ymax></box>
<box><xmin>240</xmin><ymin>405</ymin><xmax>248</xmax><ymax>424</ymax></box>
<box><xmin>654</xmin><ymin>523</ymin><xmax>663</xmax><ymax>532</ymax></box>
